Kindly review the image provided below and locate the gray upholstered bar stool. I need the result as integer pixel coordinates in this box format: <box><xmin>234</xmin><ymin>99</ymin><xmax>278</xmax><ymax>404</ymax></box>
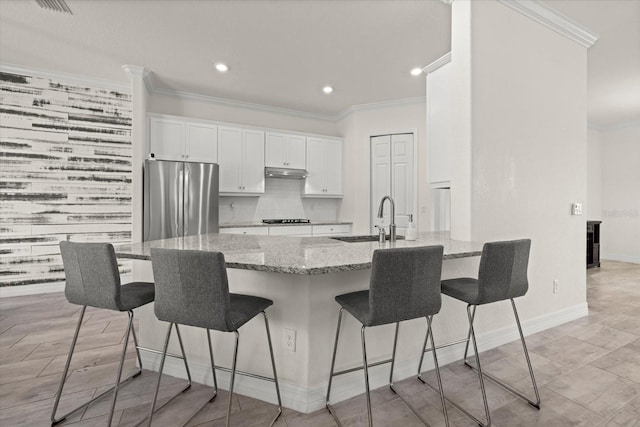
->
<box><xmin>52</xmin><ymin>242</ymin><xmax>189</xmax><ymax>426</ymax></box>
<box><xmin>326</xmin><ymin>246</ymin><xmax>449</xmax><ymax>427</ymax></box>
<box><xmin>421</xmin><ymin>239</ymin><xmax>540</xmax><ymax>427</ymax></box>
<box><xmin>148</xmin><ymin>248</ymin><xmax>282</xmax><ymax>427</ymax></box>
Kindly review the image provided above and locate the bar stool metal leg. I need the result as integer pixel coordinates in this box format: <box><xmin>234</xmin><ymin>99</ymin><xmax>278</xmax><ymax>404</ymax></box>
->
<box><xmin>262</xmin><ymin>311</ymin><xmax>283</xmax><ymax>426</ymax></box>
<box><xmin>107</xmin><ymin>310</ymin><xmax>134</xmax><ymax>426</ymax></box>
<box><xmin>462</xmin><ymin>301</ymin><xmax>541</xmax><ymax>409</ymax></box>
<box><xmin>146</xmin><ymin>322</ymin><xmax>193</xmax><ymax>427</ymax></box>
<box><xmin>51</xmin><ymin>307</ymin><xmax>143</xmax><ymax>426</ymax></box>
<box><xmin>466</xmin><ymin>305</ymin><xmax>492</xmax><ymax>427</ymax></box>
<box><xmin>360</xmin><ymin>325</ymin><xmax>373</xmax><ymax>427</ymax></box>
<box><xmin>325</xmin><ymin>308</ymin><xmax>344</xmax><ymax>424</ymax></box>
<box><xmin>226</xmin><ymin>331</ymin><xmax>240</xmax><ymax>427</ymax></box>
<box><xmin>206</xmin><ymin>329</ymin><xmax>218</xmax><ymax>398</ymax></box>
<box><xmin>427</xmin><ymin>316</ymin><xmax>449</xmax><ymax>427</ymax></box>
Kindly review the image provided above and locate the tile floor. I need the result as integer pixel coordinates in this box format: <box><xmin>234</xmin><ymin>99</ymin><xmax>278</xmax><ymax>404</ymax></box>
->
<box><xmin>0</xmin><ymin>260</ymin><xmax>638</xmax><ymax>426</ymax></box>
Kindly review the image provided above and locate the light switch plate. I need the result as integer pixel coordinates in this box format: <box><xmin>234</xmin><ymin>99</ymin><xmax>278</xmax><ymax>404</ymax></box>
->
<box><xmin>571</xmin><ymin>203</ymin><xmax>583</xmax><ymax>215</ymax></box>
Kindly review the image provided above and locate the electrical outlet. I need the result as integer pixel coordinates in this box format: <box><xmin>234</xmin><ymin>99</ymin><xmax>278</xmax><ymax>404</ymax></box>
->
<box><xmin>553</xmin><ymin>279</ymin><xmax>559</xmax><ymax>294</ymax></box>
<box><xmin>283</xmin><ymin>328</ymin><xmax>296</xmax><ymax>352</ymax></box>
<box><xmin>571</xmin><ymin>203</ymin><xmax>583</xmax><ymax>215</ymax></box>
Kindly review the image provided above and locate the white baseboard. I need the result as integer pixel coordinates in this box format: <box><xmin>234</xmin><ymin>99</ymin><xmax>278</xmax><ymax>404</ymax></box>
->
<box><xmin>0</xmin><ymin>281</ymin><xmax>65</xmax><ymax>298</ymax></box>
<box><xmin>601</xmin><ymin>254</ymin><xmax>640</xmax><ymax>264</ymax></box>
<box><xmin>139</xmin><ymin>302</ymin><xmax>588</xmax><ymax>414</ymax></box>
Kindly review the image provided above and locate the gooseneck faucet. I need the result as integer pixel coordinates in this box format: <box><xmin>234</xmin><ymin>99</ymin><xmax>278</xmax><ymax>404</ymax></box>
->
<box><xmin>377</xmin><ymin>195</ymin><xmax>396</xmax><ymax>242</ymax></box>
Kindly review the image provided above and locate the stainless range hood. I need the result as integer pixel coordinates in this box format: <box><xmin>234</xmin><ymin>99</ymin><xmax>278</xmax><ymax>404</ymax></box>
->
<box><xmin>265</xmin><ymin>167</ymin><xmax>309</xmax><ymax>179</ymax></box>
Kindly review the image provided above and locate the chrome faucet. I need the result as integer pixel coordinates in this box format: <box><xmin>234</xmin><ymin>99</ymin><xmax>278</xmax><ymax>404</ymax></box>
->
<box><xmin>377</xmin><ymin>195</ymin><xmax>396</xmax><ymax>242</ymax></box>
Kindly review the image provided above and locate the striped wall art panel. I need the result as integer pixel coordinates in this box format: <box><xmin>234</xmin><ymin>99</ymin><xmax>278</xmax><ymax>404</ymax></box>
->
<box><xmin>0</xmin><ymin>71</ymin><xmax>133</xmax><ymax>287</ymax></box>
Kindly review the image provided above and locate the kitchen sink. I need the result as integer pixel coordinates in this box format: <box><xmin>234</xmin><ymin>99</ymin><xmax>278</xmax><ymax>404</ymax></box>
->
<box><xmin>330</xmin><ymin>235</ymin><xmax>405</xmax><ymax>243</ymax></box>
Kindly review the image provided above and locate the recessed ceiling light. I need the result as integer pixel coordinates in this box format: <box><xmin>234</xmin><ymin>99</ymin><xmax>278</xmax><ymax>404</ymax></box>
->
<box><xmin>410</xmin><ymin>67</ymin><xmax>423</xmax><ymax>76</ymax></box>
<box><xmin>322</xmin><ymin>85</ymin><xmax>334</xmax><ymax>94</ymax></box>
<box><xmin>215</xmin><ymin>63</ymin><xmax>229</xmax><ymax>73</ymax></box>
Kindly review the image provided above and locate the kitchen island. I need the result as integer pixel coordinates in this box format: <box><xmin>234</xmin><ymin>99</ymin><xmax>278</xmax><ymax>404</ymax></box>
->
<box><xmin>117</xmin><ymin>231</ymin><xmax>487</xmax><ymax>413</ymax></box>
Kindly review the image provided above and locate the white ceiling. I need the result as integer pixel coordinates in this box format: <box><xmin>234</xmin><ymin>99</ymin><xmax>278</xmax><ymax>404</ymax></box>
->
<box><xmin>0</xmin><ymin>0</ymin><xmax>638</xmax><ymax>127</ymax></box>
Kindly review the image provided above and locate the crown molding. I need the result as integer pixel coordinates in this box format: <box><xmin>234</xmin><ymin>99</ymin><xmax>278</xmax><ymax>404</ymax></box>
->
<box><xmin>121</xmin><ymin>64</ymin><xmax>153</xmax><ymax>91</ymax></box>
<box><xmin>0</xmin><ymin>62</ymin><xmax>129</xmax><ymax>91</ymax></box>
<box><xmin>422</xmin><ymin>52</ymin><xmax>451</xmax><ymax>75</ymax></box>
<box><xmin>333</xmin><ymin>97</ymin><xmax>426</xmax><ymax>121</ymax></box>
<box><xmin>151</xmin><ymin>86</ymin><xmax>336</xmax><ymax>122</ymax></box>
<box><xmin>497</xmin><ymin>0</ymin><xmax>599</xmax><ymax>48</ymax></box>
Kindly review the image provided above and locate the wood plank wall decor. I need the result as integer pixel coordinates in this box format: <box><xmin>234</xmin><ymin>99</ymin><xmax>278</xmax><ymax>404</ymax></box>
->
<box><xmin>0</xmin><ymin>71</ymin><xmax>133</xmax><ymax>287</ymax></box>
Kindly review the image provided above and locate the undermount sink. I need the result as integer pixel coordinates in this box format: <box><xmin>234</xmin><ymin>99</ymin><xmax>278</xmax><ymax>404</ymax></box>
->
<box><xmin>330</xmin><ymin>235</ymin><xmax>405</xmax><ymax>243</ymax></box>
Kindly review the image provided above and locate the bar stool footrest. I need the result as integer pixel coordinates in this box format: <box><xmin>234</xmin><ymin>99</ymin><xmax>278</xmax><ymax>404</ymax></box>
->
<box><xmin>463</xmin><ymin>360</ymin><xmax>540</xmax><ymax>409</ymax></box>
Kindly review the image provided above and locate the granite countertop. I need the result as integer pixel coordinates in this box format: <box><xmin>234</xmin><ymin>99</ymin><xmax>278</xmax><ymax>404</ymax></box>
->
<box><xmin>219</xmin><ymin>221</ymin><xmax>352</xmax><ymax>228</ymax></box>
<box><xmin>115</xmin><ymin>231</ymin><xmax>482</xmax><ymax>275</ymax></box>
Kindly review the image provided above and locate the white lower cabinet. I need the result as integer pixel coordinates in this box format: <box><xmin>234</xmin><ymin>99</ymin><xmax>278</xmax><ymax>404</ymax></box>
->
<box><xmin>312</xmin><ymin>224</ymin><xmax>351</xmax><ymax>236</ymax></box>
<box><xmin>219</xmin><ymin>227</ymin><xmax>269</xmax><ymax>235</ymax></box>
<box><xmin>268</xmin><ymin>225</ymin><xmax>312</xmax><ymax>236</ymax></box>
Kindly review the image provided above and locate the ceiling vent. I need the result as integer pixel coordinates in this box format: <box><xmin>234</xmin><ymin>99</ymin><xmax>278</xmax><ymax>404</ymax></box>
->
<box><xmin>35</xmin><ymin>0</ymin><xmax>73</xmax><ymax>14</ymax></box>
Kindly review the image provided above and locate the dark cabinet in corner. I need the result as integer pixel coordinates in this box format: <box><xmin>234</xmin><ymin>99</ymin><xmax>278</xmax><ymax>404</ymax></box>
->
<box><xmin>587</xmin><ymin>220</ymin><xmax>602</xmax><ymax>268</ymax></box>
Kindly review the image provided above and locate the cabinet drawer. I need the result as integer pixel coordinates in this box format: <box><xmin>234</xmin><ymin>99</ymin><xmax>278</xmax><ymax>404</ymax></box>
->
<box><xmin>219</xmin><ymin>227</ymin><xmax>269</xmax><ymax>235</ymax></box>
<box><xmin>312</xmin><ymin>224</ymin><xmax>351</xmax><ymax>236</ymax></box>
<box><xmin>269</xmin><ymin>225</ymin><xmax>312</xmax><ymax>236</ymax></box>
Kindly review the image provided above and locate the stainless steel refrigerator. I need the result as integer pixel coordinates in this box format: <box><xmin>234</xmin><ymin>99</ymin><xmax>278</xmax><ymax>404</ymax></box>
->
<box><xmin>144</xmin><ymin>159</ymin><xmax>219</xmax><ymax>241</ymax></box>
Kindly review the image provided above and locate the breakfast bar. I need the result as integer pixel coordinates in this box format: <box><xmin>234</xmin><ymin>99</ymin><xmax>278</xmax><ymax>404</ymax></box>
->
<box><xmin>116</xmin><ymin>231</ymin><xmax>487</xmax><ymax>413</ymax></box>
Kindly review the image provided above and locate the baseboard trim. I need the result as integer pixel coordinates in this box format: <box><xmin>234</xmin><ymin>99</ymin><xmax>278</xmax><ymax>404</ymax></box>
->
<box><xmin>602</xmin><ymin>254</ymin><xmax>640</xmax><ymax>264</ymax></box>
<box><xmin>139</xmin><ymin>302</ymin><xmax>588</xmax><ymax>413</ymax></box>
<box><xmin>0</xmin><ymin>282</ymin><xmax>65</xmax><ymax>298</ymax></box>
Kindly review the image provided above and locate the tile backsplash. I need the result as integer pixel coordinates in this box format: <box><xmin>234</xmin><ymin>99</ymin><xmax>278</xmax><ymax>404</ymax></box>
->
<box><xmin>219</xmin><ymin>178</ymin><xmax>342</xmax><ymax>224</ymax></box>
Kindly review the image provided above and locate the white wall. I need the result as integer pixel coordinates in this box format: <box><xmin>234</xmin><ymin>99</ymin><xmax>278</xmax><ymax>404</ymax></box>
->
<box><xmin>451</xmin><ymin>0</ymin><xmax>588</xmax><ymax>320</ymax></box>
<box><xmin>336</xmin><ymin>101</ymin><xmax>429</xmax><ymax>235</ymax></box>
<box><xmin>149</xmin><ymin>91</ymin><xmax>338</xmax><ymax>136</ymax></box>
<box><xmin>587</xmin><ymin>128</ymin><xmax>603</xmax><ymax>220</ymax></box>
<box><xmin>600</xmin><ymin>124</ymin><xmax>640</xmax><ymax>263</ymax></box>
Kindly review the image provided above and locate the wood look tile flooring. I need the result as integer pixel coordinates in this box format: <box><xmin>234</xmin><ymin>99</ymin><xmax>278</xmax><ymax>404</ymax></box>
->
<box><xmin>1</xmin><ymin>260</ymin><xmax>639</xmax><ymax>426</ymax></box>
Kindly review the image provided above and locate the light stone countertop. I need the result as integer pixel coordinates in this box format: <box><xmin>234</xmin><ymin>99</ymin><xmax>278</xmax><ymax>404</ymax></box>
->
<box><xmin>219</xmin><ymin>221</ymin><xmax>352</xmax><ymax>228</ymax></box>
<box><xmin>116</xmin><ymin>231</ymin><xmax>482</xmax><ymax>275</ymax></box>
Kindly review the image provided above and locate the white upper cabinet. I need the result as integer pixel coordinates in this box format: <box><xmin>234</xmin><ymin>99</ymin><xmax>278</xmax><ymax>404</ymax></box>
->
<box><xmin>149</xmin><ymin>117</ymin><xmax>184</xmax><ymax>160</ymax></box>
<box><xmin>149</xmin><ymin>116</ymin><xmax>217</xmax><ymax>163</ymax></box>
<box><xmin>185</xmin><ymin>122</ymin><xmax>218</xmax><ymax>163</ymax></box>
<box><xmin>265</xmin><ymin>132</ymin><xmax>306</xmax><ymax>169</ymax></box>
<box><xmin>218</xmin><ymin>126</ymin><xmax>265</xmax><ymax>194</ymax></box>
<box><xmin>426</xmin><ymin>60</ymin><xmax>452</xmax><ymax>187</ymax></box>
<box><xmin>304</xmin><ymin>137</ymin><xmax>342</xmax><ymax>197</ymax></box>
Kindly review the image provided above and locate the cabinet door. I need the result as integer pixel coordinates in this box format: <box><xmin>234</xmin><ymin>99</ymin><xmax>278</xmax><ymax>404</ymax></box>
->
<box><xmin>241</xmin><ymin>129</ymin><xmax>265</xmax><ymax>193</ymax></box>
<box><xmin>305</xmin><ymin>137</ymin><xmax>326</xmax><ymax>195</ymax></box>
<box><xmin>149</xmin><ymin>117</ymin><xmax>185</xmax><ymax>160</ymax></box>
<box><xmin>287</xmin><ymin>135</ymin><xmax>306</xmax><ymax>169</ymax></box>
<box><xmin>268</xmin><ymin>225</ymin><xmax>312</xmax><ymax>236</ymax></box>
<box><xmin>218</xmin><ymin>126</ymin><xmax>242</xmax><ymax>192</ymax></box>
<box><xmin>186</xmin><ymin>123</ymin><xmax>218</xmax><ymax>163</ymax></box>
<box><xmin>265</xmin><ymin>132</ymin><xmax>286</xmax><ymax>167</ymax></box>
<box><xmin>219</xmin><ymin>226</ymin><xmax>269</xmax><ymax>235</ymax></box>
<box><xmin>427</xmin><ymin>62</ymin><xmax>452</xmax><ymax>185</ymax></box>
<box><xmin>324</xmin><ymin>139</ymin><xmax>342</xmax><ymax>195</ymax></box>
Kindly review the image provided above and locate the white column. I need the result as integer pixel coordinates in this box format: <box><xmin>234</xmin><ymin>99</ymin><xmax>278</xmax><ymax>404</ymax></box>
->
<box><xmin>121</xmin><ymin>65</ymin><xmax>150</xmax><ymax>245</ymax></box>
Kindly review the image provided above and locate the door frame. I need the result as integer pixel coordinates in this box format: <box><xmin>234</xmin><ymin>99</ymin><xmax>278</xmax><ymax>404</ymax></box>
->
<box><xmin>369</xmin><ymin>129</ymin><xmax>419</xmax><ymax>234</ymax></box>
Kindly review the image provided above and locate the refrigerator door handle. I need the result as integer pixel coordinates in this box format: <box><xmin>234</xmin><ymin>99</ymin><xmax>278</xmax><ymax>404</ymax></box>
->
<box><xmin>177</xmin><ymin>168</ymin><xmax>184</xmax><ymax>236</ymax></box>
<box><xmin>184</xmin><ymin>167</ymin><xmax>190</xmax><ymax>234</ymax></box>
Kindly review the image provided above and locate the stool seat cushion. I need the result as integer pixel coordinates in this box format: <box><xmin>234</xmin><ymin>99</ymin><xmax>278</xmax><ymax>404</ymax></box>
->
<box><xmin>335</xmin><ymin>290</ymin><xmax>371</xmax><ymax>325</ymax></box>
<box><xmin>119</xmin><ymin>282</ymin><xmax>156</xmax><ymax>311</ymax></box>
<box><xmin>441</xmin><ymin>278</ymin><xmax>481</xmax><ymax>305</ymax></box>
<box><xmin>227</xmin><ymin>294</ymin><xmax>273</xmax><ymax>331</ymax></box>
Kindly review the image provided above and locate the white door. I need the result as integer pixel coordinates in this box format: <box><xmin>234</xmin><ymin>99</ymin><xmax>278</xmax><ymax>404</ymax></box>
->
<box><xmin>391</xmin><ymin>134</ymin><xmax>414</xmax><ymax>229</ymax></box>
<box><xmin>370</xmin><ymin>135</ymin><xmax>391</xmax><ymax>231</ymax></box>
<box><xmin>370</xmin><ymin>133</ymin><xmax>415</xmax><ymax>234</ymax></box>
